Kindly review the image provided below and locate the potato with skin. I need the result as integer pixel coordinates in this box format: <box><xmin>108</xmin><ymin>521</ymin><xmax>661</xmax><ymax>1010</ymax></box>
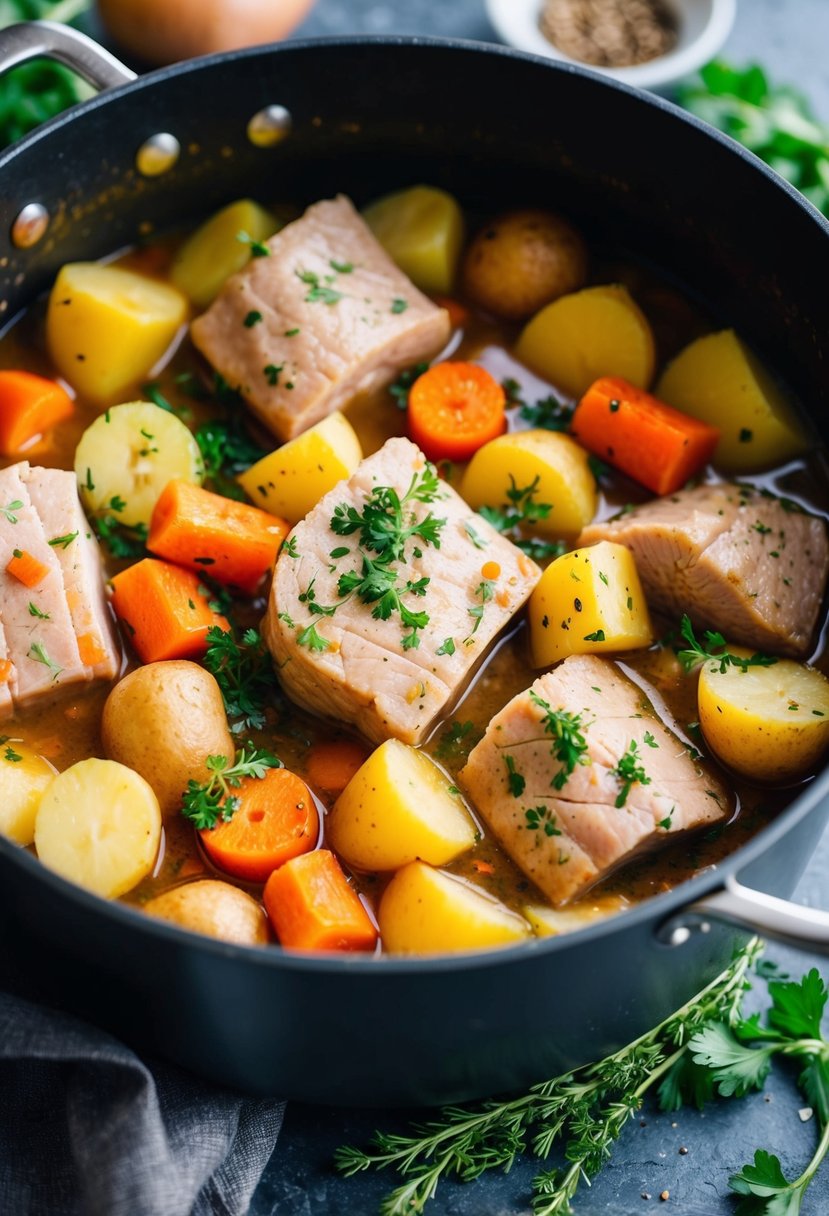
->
<box><xmin>462</xmin><ymin>209</ymin><xmax>587</xmax><ymax>321</ymax></box>
<box><xmin>460</xmin><ymin>430</ymin><xmax>597</xmax><ymax>539</ymax></box>
<box><xmin>697</xmin><ymin>655</ymin><xmax>829</xmax><ymax>784</ymax></box>
<box><xmin>379</xmin><ymin>862</ymin><xmax>531</xmax><ymax>955</ymax></box>
<box><xmin>0</xmin><ymin>743</ymin><xmax>56</xmax><ymax>846</ymax></box>
<box><xmin>328</xmin><ymin>738</ymin><xmax>477</xmax><ymax>872</ymax></box>
<box><xmin>144</xmin><ymin>880</ymin><xmax>268</xmax><ymax>946</ymax></box>
<box><xmin>656</xmin><ymin>329</ymin><xmax>805</xmax><ymax>472</ymax></box>
<box><xmin>102</xmin><ymin>661</ymin><xmax>234</xmax><ymax>815</ymax></box>
<box><xmin>515</xmin><ymin>284</ymin><xmax>655</xmax><ymax>399</ymax></box>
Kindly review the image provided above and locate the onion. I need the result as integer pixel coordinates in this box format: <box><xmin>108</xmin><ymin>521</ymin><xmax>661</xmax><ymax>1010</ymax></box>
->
<box><xmin>96</xmin><ymin>0</ymin><xmax>317</xmax><ymax>67</ymax></box>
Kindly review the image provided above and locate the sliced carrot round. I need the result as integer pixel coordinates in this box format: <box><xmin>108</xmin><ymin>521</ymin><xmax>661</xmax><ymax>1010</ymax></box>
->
<box><xmin>407</xmin><ymin>361</ymin><xmax>507</xmax><ymax>462</ymax></box>
<box><xmin>305</xmin><ymin>738</ymin><xmax>369</xmax><ymax>795</ymax></box>
<box><xmin>199</xmin><ymin>767</ymin><xmax>318</xmax><ymax>882</ymax></box>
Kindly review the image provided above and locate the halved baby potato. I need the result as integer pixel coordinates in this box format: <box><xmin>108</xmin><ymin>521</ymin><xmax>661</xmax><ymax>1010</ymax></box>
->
<box><xmin>35</xmin><ymin>758</ymin><xmax>162</xmax><ymax>898</ymax></box>
<box><xmin>460</xmin><ymin>429</ymin><xmax>597</xmax><ymax>539</ymax></box>
<box><xmin>0</xmin><ymin>742</ymin><xmax>56</xmax><ymax>846</ymax></box>
<box><xmin>237</xmin><ymin>410</ymin><xmax>362</xmax><ymax>524</ymax></box>
<box><xmin>379</xmin><ymin>861</ymin><xmax>531</xmax><ymax>954</ymax></box>
<box><xmin>75</xmin><ymin>400</ymin><xmax>204</xmax><ymax>527</ymax></box>
<box><xmin>515</xmin><ymin>283</ymin><xmax>655</xmax><ymax>399</ymax></box>
<box><xmin>697</xmin><ymin>655</ymin><xmax>829</xmax><ymax>784</ymax></box>
<box><xmin>47</xmin><ymin>263</ymin><xmax>188</xmax><ymax>405</ymax></box>
<box><xmin>327</xmin><ymin>738</ymin><xmax>477</xmax><ymax>872</ymax></box>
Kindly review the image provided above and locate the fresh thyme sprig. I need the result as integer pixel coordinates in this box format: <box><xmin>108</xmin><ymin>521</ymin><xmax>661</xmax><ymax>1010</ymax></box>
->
<box><xmin>203</xmin><ymin>626</ymin><xmax>282</xmax><ymax>733</ymax></box>
<box><xmin>335</xmin><ymin>941</ymin><xmax>761</xmax><ymax>1216</ymax></box>
<box><xmin>181</xmin><ymin>742</ymin><xmax>281</xmax><ymax>830</ymax></box>
<box><xmin>478</xmin><ymin>475</ymin><xmax>566</xmax><ymax>563</ymax></box>
<box><xmin>676</xmin><ymin>614</ymin><xmax>778</xmax><ymax>675</ymax></box>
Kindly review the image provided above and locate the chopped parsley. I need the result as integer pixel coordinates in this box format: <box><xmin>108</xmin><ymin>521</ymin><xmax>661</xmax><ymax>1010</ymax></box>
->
<box><xmin>203</xmin><ymin>626</ymin><xmax>282</xmax><ymax>733</ymax></box>
<box><xmin>28</xmin><ymin>602</ymin><xmax>50</xmax><ymax>620</ymax></box>
<box><xmin>28</xmin><ymin>641</ymin><xmax>62</xmax><ymax>682</ymax></box>
<box><xmin>48</xmin><ymin>531</ymin><xmax>78</xmax><ymax>549</ymax></box>
<box><xmin>478</xmin><ymin>475</ymin><xmax>566</xmax><ymax>562</ymax></box>
<box><xmin>389</xmin><ymin>361</ymin><xmax>429</xmax><ymax>410</ymax></box>
<box><xmin>391</xmin><ymin>297</ymin><xmax>408</xmax><ymax>314</ymax></box>
<box><xmin>504</xmin><ymin>755</ymin><xmax>525</xmax><ymax>797</ymax></box>
<box><xmin>524</xmin><ymin>805</ymin><xmax>562</xmax><ymax>837</ymax></box>
<box><xmin>612</xmin><ymin>739</ymin><xmax>651</xmax><ymax>808</ymax></box>
<box><xmin>264</xmin><ymin>363</ymin><xmax>283</xmax><ymax>386</ymax></box>
<box><xmin>676</xmin><ymin>614</ymin><xmax>777</xmax><ymax>675</ymax></box>
<box><xmin>0</xmin><ymin>499</ymin><xmax>22</xmax><ymax>523</ymax></box>
<box><xmin>237</xmin><ymin>230</ymin><xmax>270</xmax><ymax>257</ymax></box>
<box><xmin>296</xmin><ymin>268</ymin><xmax>344</xmax><ymax>305</ymax></box>
<box><xmin>529</xmin><ymin>690</ymin><xmax>591</xmax><ymax>790</ymax></box>
<box><xmin>244</xmin><ymin>310</ymin><xmax>263</xmax><ymax>328</ymax></box>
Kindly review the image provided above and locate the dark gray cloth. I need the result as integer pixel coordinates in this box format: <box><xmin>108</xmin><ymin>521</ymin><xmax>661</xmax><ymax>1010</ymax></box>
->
<box><xmin>0</xmin><ymin>990</ymin><xmax>285</xmax><ymax>1216</ymax></box>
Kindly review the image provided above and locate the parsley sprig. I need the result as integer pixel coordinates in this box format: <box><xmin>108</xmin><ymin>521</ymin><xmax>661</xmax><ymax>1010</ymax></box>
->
<box><xmin>688</xmin><ymin>966</ymin><xmax>829</xmax><ymax>1214</ymax></box>
<box><xmin>676</xmin><ymin>614</ymin><xmax>778</xmax><ymax>675</ymax></box>
<box><xmin>335</xmin><ymin>942</ymin><xmax>760</xmax><ymax>1215</ymax></box>
<box><xmin>181</xmin><ymin>743</ymin><xmax>281</xmax><ymax>830</ymax></box>
<box><xmin>529</xmin><ymin>690</ymin><xmax>591</xmax><ymax>791</ymax></box>
<box><xmin>612</xmin><ymin>739</ymin><xmax>651</xmax><ymax>808</ymax></box>
<box><xmin>316</xmin><ymin>466</ymin><xmax>446</xmax><ymax>650</ymax></box>
<box><xmin>478</xmin><ymin>476</ymin><xmax>566</xmax><ymax>563</ymax></box>
<box><xmin>203</xmin><ymin>626</ymin><xmax>281</xmax><ymax>733</ymax></box>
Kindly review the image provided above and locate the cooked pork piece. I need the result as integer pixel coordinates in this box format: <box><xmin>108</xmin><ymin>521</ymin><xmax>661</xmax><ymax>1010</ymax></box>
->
<box><xmin>460</xmin><ymin>654</ymin><xmax>730</xmax><ymax>904</ymax></box>
<box><xmin>0</xmin><ymin>462</ymin><xmax>120</xmax><ymax>718</ymax></box>
<box><xmin>190</xmin><ymin>195</ymin><xmax>451</xmax><ymax>443</ymax></box>
<box><xmin>579</xmin><ymin>483</ymin><xmax>828</xmax><ymax>657</ymax></box>
<box><xmin>263</xmin><ymin>436</ymin><xmax>540</xmax><ymax>745</ymax></box>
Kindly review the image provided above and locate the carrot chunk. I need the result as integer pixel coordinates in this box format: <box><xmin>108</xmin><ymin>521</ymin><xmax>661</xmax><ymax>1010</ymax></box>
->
<box><xmin>570</xmin><ymin>376</ymin><xmax>720</xmax><ymax>496</ymax></box>
<box><xmin>407</xmin><ymin>361</ymin><xmax>507</xmax><ymax>462</ymax></box>
<box><xmin>76</xmin><ymin>632</ymin><xmax>107</xmax><ymax>667</ymax></box>
<box><xmin>109</xmin><ymin>557</ymin><xmax>229</xmax><ymax>663</ymax></box>
<box><xmin>305</xmin><ymin>738</ymin><xmax>370</xmax><ymax>795</ymax></box>
<box><xmin>199</xmin><ymin>767</ymin><xmax>318</xmax><ymax>883</ymax></box>
<box><xmin>0</xmin><ymin>370</ymin><xmax>74</xmax><ymax>456</ymax></box>
<box><xmin>263</xmin><ymin>849</ymin><xmax>378</xmax><ymax>953</ymax></box>
<box><xmin>432</xmin><ymin>296</ymin><xmax>471</xmax><ymax>329</ymax></box>
<box><xmin>0</xmin><ymin>659</ymin><xmax>13</xmax><ymax>683</ymax></box>
<box><xmin>147</xmin><ymin>479</ymin><xmax>289</xmax><ymax>595</ymax></box>
<box><xmin>6</xmin><ymin>548</ymin><xmax>49</xmax><ymax>587</ymax></box>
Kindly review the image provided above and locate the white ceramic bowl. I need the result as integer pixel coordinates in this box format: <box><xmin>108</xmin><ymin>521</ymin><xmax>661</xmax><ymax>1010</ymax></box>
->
<box><xmin>485</xmin><ymin>0</ymin><xmax>737</xmax><ymax>91</ymax></box>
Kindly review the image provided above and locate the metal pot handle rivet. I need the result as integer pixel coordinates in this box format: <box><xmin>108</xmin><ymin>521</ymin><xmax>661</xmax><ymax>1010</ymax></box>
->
<box><xmin>247</xmin><ymin>104</ymin><xmax>292</xmax><ymax>147</ymax></box>
<box><xmin>11</xmin><ymin>202</ymin><xmax>49</xmax><ymax>249</ymax></box>
<box><xmin>135</xmin><ymin>132</ymin><xmax>181</xmax><ymax>177</ymax></box>
<box><xmin>656</xmin><ymin>873</ymin><xmax>829</xmax><ymax>954</ymax></box>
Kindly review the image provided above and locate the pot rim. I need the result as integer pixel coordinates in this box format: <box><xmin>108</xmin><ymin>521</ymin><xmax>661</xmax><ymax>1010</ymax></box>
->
<box><xmin>1</xmin><ymin>31</ymin><xmax>828</xmax><ymax>974</ymax></box>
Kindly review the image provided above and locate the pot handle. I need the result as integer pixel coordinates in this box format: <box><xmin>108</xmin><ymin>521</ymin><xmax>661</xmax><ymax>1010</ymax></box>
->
<box><xmin>656</xmin><ymin>873</ymin><xmax>829</xmax><ymax>954</ymax></box>
<box><xmin>0</xmin><ymin>20</ymin><xmax>136</xmax><ymax>90</ymax></box>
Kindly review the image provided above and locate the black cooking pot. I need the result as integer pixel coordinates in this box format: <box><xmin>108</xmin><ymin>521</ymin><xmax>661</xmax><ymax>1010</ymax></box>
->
<box><xmin>0</xmin><ymin>21</ymin><xmax>828</xmax><ymax>1107</ymax></box>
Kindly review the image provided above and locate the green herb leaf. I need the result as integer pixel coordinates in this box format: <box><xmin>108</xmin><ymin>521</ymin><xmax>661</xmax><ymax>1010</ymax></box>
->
<box><xmin>676</xmin><ymin>614</ymin><xmax>777</xmax><ymax>675</ymax></box>
<box><xmin>181</xmin><ymin>741</ymin><xmax>281</xmax><ymax>829</ymax></box>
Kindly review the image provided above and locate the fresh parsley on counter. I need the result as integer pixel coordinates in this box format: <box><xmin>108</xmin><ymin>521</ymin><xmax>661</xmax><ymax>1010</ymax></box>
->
<box><xmin>337</xmin><ymin>943</ymin><xmax>829</xmax><ymax>1215</ymax></box>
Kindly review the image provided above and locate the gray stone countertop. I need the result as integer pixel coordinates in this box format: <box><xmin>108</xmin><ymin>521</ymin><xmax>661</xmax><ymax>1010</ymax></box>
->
<box><xmin>252</xmin><ymin>2</ymin><xmax>829</xmax><ymax>1212</ymax></box>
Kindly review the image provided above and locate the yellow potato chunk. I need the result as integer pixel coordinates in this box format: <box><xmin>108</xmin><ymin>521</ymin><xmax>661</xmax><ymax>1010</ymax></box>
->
<box><xmin>698</xmin><ymin>656</ymin><xmax>829</xmax><ymax>784</ymax></box>
<box><xmin>0</xmin><ymin>742</ymin><xmax>56</xmax><ymax>846</ymax></box>
<box><xmin>524</xmin><ymin>894</ymin><xmax>626</xmax><ymax>937</ymax></box>
<box><xmin>238</xmin><ymin>411</ymin><xmax>363</xmax><ymax>524</ymax></box>
<box><xmin>47</xmin><ymin>263</ymin><xmax>188</xmax><ymax>406</ymax></box>
<box><xmin>528</xmin><ymin>540</ymin><xmax>653</xmax><ymax>667</ymax></box>
<box><xmin>75</xmin><ymin>401</ymin><xmax>204</xmax><ymax>527</ymax></box>
<box><xmin>515</xmin><ymin>284</ymin><xmax>655</xmax><ymax>399</ymax></box>
<box><xmin>379</xmin><ymin>862</ymin><xmax>530</xmax><ymax>955</ymax></box>
<box><xmin>35</xmin><ymin>758</ymin><xmax>162</xmax><ymax>898</ymax></box>
<box><xmin>170</xmin><ymin>198</ymin><xmax>279</xmax><ymax>309</ymax></box>
<box><xmin>656</xmin><ymin>329</ymin><xmax>805</xmax><ymax>472</ymax></box>
<box><xmin>327</xmin><ymin>738</ymin><xmax>477</xmax><ymax>872</ymax></box>
<box><xmin>460</xmin><ymin>430</ymin><xmax>597</xmax><ymax>539</ymax></box>
<box><xmin>362</xmin><ymin>184</ymin><xmax>465</xmax><ymax>294</ymax></box>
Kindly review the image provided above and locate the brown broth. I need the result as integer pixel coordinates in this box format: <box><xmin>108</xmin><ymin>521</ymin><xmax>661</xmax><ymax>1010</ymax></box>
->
<box><xmin>4</xmin><ymin>224</ymin><xmax>826</xmax><ymax>943</ymax></box>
